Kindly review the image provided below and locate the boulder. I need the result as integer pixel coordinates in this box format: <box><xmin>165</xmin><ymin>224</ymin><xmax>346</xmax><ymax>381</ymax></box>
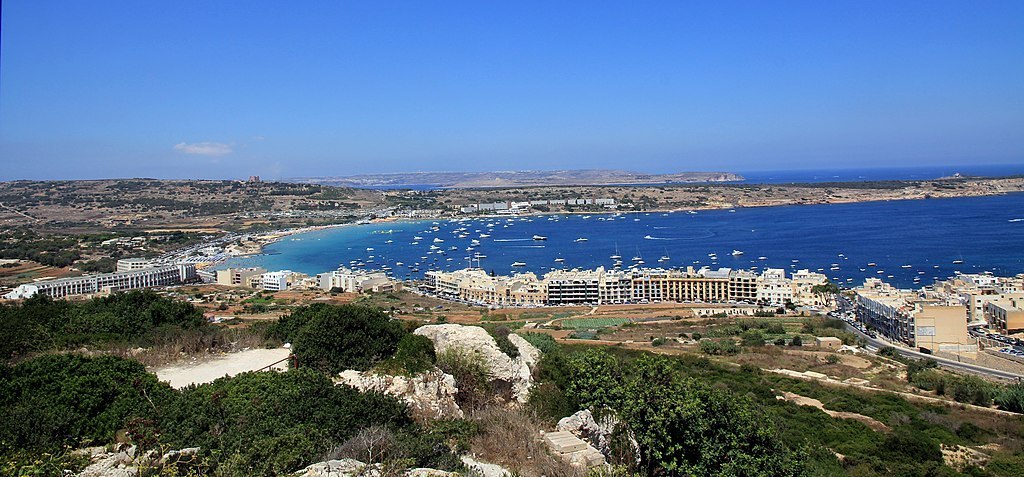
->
<box><xmin>460</xmin><ymin>455</ymin><xmax>513</xmax><ymax>477</ymax></box>
<box><xmin>338</xmin><ymin>368</ymin><xmax>463</xmax><ymax>419</ymax></box>
<box><xmin>557</xmin><ymin>410</ymin><xmax>614</xmax><ymax>455</ymax></box>
<box><xmin>414</xmin><ymin>325</ymin><xmax>541</xmax><ymax>403</ymax></box>
<box><xmin>294</xmin><ymin>459</ymin><xmax>377</xmax><ymax>477</ymax></box>
<box><xmin>78</xmin><ymin>452</ymin><xmax>137</xmax><ymax>477</ymax></box>
<box><xmin>294</xmin><ymin>459</ymin><xmax>454</xmax><ymax>477</ymax></box>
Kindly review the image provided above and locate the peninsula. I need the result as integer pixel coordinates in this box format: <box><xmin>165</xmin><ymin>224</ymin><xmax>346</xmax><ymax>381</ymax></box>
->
<box><xmin>287</xmin><ymin>169</ymin><xmax>744</xmax><ymax>188</ymax></box>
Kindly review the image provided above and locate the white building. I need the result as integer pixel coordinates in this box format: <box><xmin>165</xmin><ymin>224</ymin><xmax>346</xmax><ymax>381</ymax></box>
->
<box><xmin>115</xmin><ymin>258</ymin><xmax>157</xmax><ymax>272</ymax></box>
<box><xmin>4</xmin><ymin>263</ymin><xmax>197</xmax><ymax>300</ymax></box>
<box><xmin>757</xmin><ymin>268</ymin><xmax>794</xmax><ymax>306</ymax></box>
<box><xmin>260</xmin><ymin>271</ymin><xmax>291</xmax><ymax>291</ymax></box>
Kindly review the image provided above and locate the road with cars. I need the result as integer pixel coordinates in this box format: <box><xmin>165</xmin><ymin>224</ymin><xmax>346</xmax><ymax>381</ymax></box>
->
<box><xmin>829</xmin><ymin>297</ymin><xmax>1023</xmax><ymax>381</ymax></box>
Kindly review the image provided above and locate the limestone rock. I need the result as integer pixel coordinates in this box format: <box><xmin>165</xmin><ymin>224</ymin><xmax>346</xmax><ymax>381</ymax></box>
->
<box><xmin>294</xmin><ymin>459</ymin><xmax>378</xmax><ymax>477</ymax></box>
<box><xmin>414</xmin><ymin>325</ymin><xmax>541</xmax><ymax>403</ymax></box>
<box><xmin>557</xmin><ymin>410</ymin><xmax>616</xmax><ymax>456</ymax></box>
<box><xmin>294</xmin><ymin>459</ymin><xmax>454</xmax><ymax>477</ymax></box>
<box><xmin>78</xmin><ymin>451</ymin><xmax>137</xmax><ymax>477</ymax></box>
<box><xmin>460</xmin><ymin>455</ymin><xmax>513</xmax><ymax>477</ymax></box>
<box><xmin>338</xmin><ymin>368</ymin><xmax>463</xmax><ymax>419</ymax></box>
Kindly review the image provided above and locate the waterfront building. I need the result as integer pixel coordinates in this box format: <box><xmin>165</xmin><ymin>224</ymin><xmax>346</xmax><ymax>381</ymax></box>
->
<box><xmin>318</xmin><ymin>268</ymin><xmax>397</xmax><ymax>293</ymax></box>
<box><xmin>791</xmin><ymin>269</ymin><xmax>830</xmax><ymax>307</ymax></box>
<box><xmin>630</xmin><ymin>268</ymin><xmax>730</xmax><ymax>303</ymax></box>
<box><xmin>3</xmin><ymin>263</ymin><xmax>197</xmax><ymax>300</ymax></box>
<box><xmin>728</xmin><ymin>269</ymin><xmax>758</xmax><ymax>303</ymax></box>
<box><xmin>260</xmin><ymin>271</ymin><xmax>292</xmax><ymax>291</ymax></box>
<box><xmin>216</xmin><ymin>267</ymin><xmax>267</xmax><ymax>287</ymax></box>
<box><xmin>756</xmin><ymin>269</ymin><xmax>794</xmax><ymax>306</ymax></box>
<box><xmin>545</xmin><ymin>269</ymin><xmax>603</xmax><ymax>305</ymax></box>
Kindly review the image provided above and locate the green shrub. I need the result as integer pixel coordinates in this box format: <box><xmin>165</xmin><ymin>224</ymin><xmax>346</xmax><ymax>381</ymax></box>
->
<box><xmin>995</xmin><ymin>382</ymin><xmax>1024</xmax><ymax>413</ymax></box>
<box><xmin>436</xmin><ymin>347</ymin><xmax>493</xmax><ymax>409</ymax></box>
<box><xmin>378</xmin><ymin>334</ymin><xmax>436</xmax><ymax>375</ymax></box>
<box><xmin>0</xmin><ymin>354</ymin><xmax>175</xmax><ymax>454</ymax></box>
<box><xmin>741</xmin><ymin>330</ymin><xmax>766</xmax><ymax>347</ymax></box>
<box><xmin>700</xmin><ymin>338</ymin><xmax>740</xmax><ymax>356</ymax></box>
<box><xmin>518</xmin><ymin>332</ymin><xmax>558</xmax><ymax>354</ymax></box>
<box><xmin>486</xmin><ymin>325</ymin><xmax>519</xmax><ymax>359</ymax></box>
<box><xmin>286</xmin><ymin>304</ymin><xmax>405</xmax><ymax>374</ymax></box>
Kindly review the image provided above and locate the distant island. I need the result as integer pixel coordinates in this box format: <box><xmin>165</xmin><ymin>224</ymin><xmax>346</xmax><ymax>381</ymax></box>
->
<box><xmin>288</xmin><ymin>169</ymin><xmax>744</xmax><ymax>188</ymax></box>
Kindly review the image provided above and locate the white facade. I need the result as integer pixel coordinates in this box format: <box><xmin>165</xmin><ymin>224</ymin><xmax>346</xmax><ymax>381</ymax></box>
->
<box><xmin>4</xmin><ymin>264</ymin><xmax>197</xmax><ymax>300</ymax></box>
<box><xmin>115</xmin><ymin>258</ymin><xmax>157</xmax><ymax>272</ymax></box>
<box><xmin>260</xmin><ymin>271</ymin><xmax>291</xmax><ymax>291</ymax></box>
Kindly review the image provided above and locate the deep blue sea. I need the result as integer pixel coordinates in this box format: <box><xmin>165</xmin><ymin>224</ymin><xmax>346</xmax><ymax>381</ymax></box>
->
<box><xmin>220</xmin><ymin>193</ymin><xmax>1024</xmax><ymax>289</ymax></box>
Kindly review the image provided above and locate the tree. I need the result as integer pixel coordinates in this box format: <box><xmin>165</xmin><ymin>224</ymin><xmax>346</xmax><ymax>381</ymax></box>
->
<box><xmin>564</xmin><ymin>349</ymin><xmax>624</xmax><ymax>411</ymax></box>
<box><xmin>810</xmin><ymin>282</ymin><xmax>840</xmax><ymax>308</ymax></box>
<box><xmin>618</xmin><ymin>356</ymin><xmax>804</xmax><ymax>476</ymax></box>
<box><xmin>287</xmin><ymin>305</ymin><xmax>405</xmax><ymax>374</ymax></box>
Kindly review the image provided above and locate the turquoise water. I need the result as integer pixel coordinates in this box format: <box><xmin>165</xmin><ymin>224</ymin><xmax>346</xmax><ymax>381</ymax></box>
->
<box><xmin>220</xmin><ymin>193</ymin><xmax>1024</xmax><ymax>288</ymax></box>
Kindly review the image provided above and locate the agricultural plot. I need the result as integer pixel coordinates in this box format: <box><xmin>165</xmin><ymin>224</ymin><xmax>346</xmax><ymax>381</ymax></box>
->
<box><xmin>559</xmin><ymin>317</ymin><xmax>631</xmax><ymax>329</ymax></box>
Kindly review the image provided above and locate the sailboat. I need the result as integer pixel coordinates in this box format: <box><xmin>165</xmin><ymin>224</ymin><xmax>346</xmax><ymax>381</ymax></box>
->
<box><xmin>610</xmin><ymin>243</ymin><xmax>622</xmax><ymax>260</ymax></box>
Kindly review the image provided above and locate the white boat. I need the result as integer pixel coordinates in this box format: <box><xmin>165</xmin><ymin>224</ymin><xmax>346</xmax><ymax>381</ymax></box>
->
<box><xmin>532</xmin><ymin>235</ymin><xmax>547</xmax><ymax>241</ymax></box>
<box><xmin>366</xmin><ymin>247</ymin><xmax>374</xmax><ymax>251</ymax></box>
<box><xmin>731</xmin><ymin>250</ymin><xmax>743</xmax><ymax>256</ymax></box>
<box><xmin>867</xmin><ymin>262</ymin><xmax>877</xmax><ymax>267</ymax></box>
<box><xmin>512</xmin><ymin>261</ymin><xmax>526</xmax><ymax>267</ymax></box>
<box><xmin>575</xmin><ymin>237</ymin><xmax>588</xmax><ymax>242</ymax></box>
<box><xmin>632</xmin><ymin>256</ymin><xmax>643</xmax><ymax>262</ymax></box>
<box><xmin>952</xmin><ymin>259</ymin><xmax>964</xmax><ymax>264</ymax></box>
<box><xmin>901</xmin><ymin>265</ymin><xmax>912</xmax><ymax>269</ymax></box>
<box><xmin>660</xmin><ymin>255</ymin><xmax>670</xmax><ymax>261</ymax></box>
<box><xmin>758</xmin><ymin>256</ymin><xmax>767</xmax><ymax>260</ymax></box>
<box><xmin>433</xmin><ymin>237</ymin><xmax>444</xmax><ymax>243</ymax></box>
<box><xmin>413</xmin><ymin>236</ymin><xmax>423</xmax><ymax>240</ymax></box>
<box><xmin>554</xmin><ymin>258</ymin><xmax>565</xmax><ymax>263</ymax></box>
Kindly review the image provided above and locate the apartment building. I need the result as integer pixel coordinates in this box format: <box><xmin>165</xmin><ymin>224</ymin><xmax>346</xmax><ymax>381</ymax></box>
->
<box><xmin>545</xmin><ymin>269</ymin><xmax>602</xmax><ymax>305</ymax></box>
<box><xmin>3</xmin><ymin>263</ymin><xmax>197</xmax><ymax>300</ymax></box>
<box><xmin>630</xmin><ymin>268</ymin><xmax>730</xmax><ymax>303</ymax></box>
<box><xmin>854</xmin><ymin>278</ymin><xmax>973</xmax><ymax>353</ymax></box>
<box><xmin>215</xmin><ymin>267</ymin><xmax>268</xmax><ymax>287</ymax></box>
<box><xmin>984</xmin><ymin>295</ymin><xmax>1024</xmax><ymax>334</ymax></box>
<box><xmin>317</xmin><ymin>268</ymin><xmax>396</xmax><ymax>293</ymax></box>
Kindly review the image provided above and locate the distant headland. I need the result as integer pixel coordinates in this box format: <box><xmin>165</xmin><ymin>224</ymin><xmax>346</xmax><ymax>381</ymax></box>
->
<box><xmin>287</xmin><ymin>169</ymin><xmax>744</xmax><ymax>188</ymax></box>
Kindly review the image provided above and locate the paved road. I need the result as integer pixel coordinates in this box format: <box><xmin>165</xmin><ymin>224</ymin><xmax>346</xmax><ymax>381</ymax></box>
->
<box><xmin>841</xmin><ymin>322</ymin><xmax>1024</xmax><ymax>381</ymax></box>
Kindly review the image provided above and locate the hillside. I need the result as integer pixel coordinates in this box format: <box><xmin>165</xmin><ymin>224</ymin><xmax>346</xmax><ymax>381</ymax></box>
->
<box><xmin>288</xmin><ymin>169</ymin><xmax>744</xmax><ymax>188</ymax></box>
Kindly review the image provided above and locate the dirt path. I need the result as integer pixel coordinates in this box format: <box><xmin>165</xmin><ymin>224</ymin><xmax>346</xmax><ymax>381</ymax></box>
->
<box><xmin>153</xmin><ymin>348</ymin><xmax>290</xmax><ymax>389</ymax></box>
<box><xmin>777</xmin><ymin>391</ymin><xmax>890</xmax><ymax>432</ymax></box>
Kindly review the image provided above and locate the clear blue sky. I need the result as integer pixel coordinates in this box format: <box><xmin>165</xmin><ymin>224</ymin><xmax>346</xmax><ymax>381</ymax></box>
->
<box><xmin>2</xmin><ymin>1</ymin><xmax>1022</xmax><ymax>180</ymax></box>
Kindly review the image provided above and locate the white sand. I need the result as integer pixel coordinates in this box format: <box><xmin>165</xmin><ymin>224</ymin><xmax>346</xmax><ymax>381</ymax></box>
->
<box><xmin>154</xmin><ymin>348</ymin><xmax>291</xmax><ymax>389</ymax></box>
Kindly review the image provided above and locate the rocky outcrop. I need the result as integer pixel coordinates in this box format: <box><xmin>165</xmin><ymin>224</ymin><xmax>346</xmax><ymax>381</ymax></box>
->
<box><xmin>557</xmin><ymin>409</ymin><xmax>637</xmax><ymax>465</ymax></box>
<box><xmin>460</xmin><ymin>455</ymin><xmax>513</xmax><ymax>477</ymax></box>
<box><xmin>294</xmin><ymin>459</ymin><xmax>453</xmax><ymax>477</ymax></box>
<box><xmin>413</xmin><ymin>325</ymin><xmax>541</xmax><ymax>403</ymax></box>
<box><xmin>76</xmin><ymin>446</ymin><xmax>200</xmax><ymax>477</ymax></box>
<box><xmin>337</xmin><ymin>368</ymin><xmax>463</xmax><ymax>419</ymax></box>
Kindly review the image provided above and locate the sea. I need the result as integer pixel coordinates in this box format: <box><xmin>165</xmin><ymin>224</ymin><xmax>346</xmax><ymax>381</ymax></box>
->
<box><xmin>219</xmin><ymin>192</ymin><xmax>1024</xmax><ymax>289</ymax></box>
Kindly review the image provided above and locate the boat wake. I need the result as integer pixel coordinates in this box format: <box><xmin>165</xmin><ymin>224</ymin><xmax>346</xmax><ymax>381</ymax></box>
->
<box><xmin>493</xmin><ymin>238</ymin><xmax>534</xmax><ymax>242</ymax></box>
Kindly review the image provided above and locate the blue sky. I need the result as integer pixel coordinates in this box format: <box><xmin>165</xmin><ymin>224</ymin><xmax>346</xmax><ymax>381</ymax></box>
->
<box><xmin>1</xmin><ymin>1</ymin><xmax>1022</xmax><ymax>180</ymax></box>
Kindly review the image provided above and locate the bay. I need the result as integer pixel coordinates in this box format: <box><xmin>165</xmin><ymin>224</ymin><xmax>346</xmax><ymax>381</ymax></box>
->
<box><xmin>219</xmin><ymin>193</ymin><xmax>1024</xmax><ymax>288</ymax></box>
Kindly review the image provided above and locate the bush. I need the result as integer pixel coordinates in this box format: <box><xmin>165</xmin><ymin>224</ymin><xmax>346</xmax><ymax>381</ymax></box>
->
<box><xmin>161</xmin><ymin>368</ymin><xmax>412</xmax><ymax>475</ymax></box>
<box><xmin>436</xmin><ymin>347</ymin><xmax>493</xmax><ymax>409</ymax></box>
<box><xmin>487</xmin><ymin>325</ymin><xmax>519</xmax><ymax>359</ymax></box>
<box><xmin>995</xmin><ymin>382</ymin><xmax>1024</xmax><ymax>413</ymax></box>
<box><xmin>700</xmin><ymin>339</ymin><xmax>740</xmax><ymax>356</ymax></box>
<box><xmin>518</xmin><ymin>332</ymin><xmax>558</xmax><ymax>354</ymax></box>
<box><xmin>378</xmin><ymin>334</ymin><xmax>436</xmax><ymax>375</ymax></box>
<box><xmin>789</xmin><ymin>335</ymin><xmax>803</xmax><ymax>347</ymax></box>
<box><xmin>285</xmin><ymin>304</ymin><xmax>406</xmax><ymax>374</ymax></box>
<box><xmin>0</xmin><ymin>354</ymin><xmax>175</xmax><ymax>454</ymax></box>
<box><xmin>741</xmin><ymin>330</ymin><xmax>766</xmax><ymax>347</ymax></box>
<box><xmin>0</xmin><ymin>291</ymin><xmax>205</xmax><ymax>360</ymax></box>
